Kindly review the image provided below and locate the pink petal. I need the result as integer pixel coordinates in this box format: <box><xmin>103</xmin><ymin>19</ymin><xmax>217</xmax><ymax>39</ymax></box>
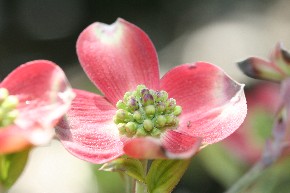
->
<box><xmin>76</xmin><ymin>18</ymin><xmax>160</xmax><ymax>104</ymax></box>
<box><xmin>160</xmin><ymin>62</ymin><xmax>247</xmax><ymax>144</ymax></box>
<box><xmin>271</xmin><ymin>43</ymin><xmax>290</xmax><ymax>72</ymax></box>
<box><xmin>224</xmin><ymin>83</ymin><xmax>279</xmax><ymax>163</ymax></box>
<box><xmin>55</xmin><ymin>89</ymin><xmax>124</xmax><ymax>164</ymax></box>
<box><xmin>123</xmin><ymin>137</ymin><xmax>166</xmax><ymax>159</ymax></box>
<box><xmin>0</xmin><ymin>60</ymin><xmax>74</xmax><ymax>145</ymax></box>
<box><xmin>161</xmin><ymin>130</ymin><xmax>201</xmax><ymax>159</ymax></box>
<box><xmin>124</xmin><ymin>131</ymin><xmax>201</xmax><ymax>159</ymax></box>
<box><xmin>0</xmin><ymin>126</ymin><xmax>31</xmax><ymax>154</ymax></box>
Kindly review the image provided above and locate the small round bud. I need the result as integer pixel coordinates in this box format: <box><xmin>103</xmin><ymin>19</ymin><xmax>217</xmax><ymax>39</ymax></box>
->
<box><xmin>0</xmin><ymin>109</ymin><xmax>4</xmax><ymax>120</ymax></box>
<box><xmin>113</xmin><ymin>115</ymin><xmax>121</xmax><ymax>124</ymax></box>
<box><xmin>123</xmin><ymin>92</ymin><xmax>132</xmax><ymax>102</ymax></box>
<box><xmin>165</xmin><ymin>115</ymin><xmax>175</xmax><ymax>126</ymax></box>
<box><xmin>2</xmin><ymin>96</ymin><xmax>19</xmax><ymax>111</ymax></box>
<box><xmin>136</xmin><ymin>127</ymin><xmax>147</xmax><ymax>137</ymax></box>
<box><xmin>6</xmin><ymin>110</ymin><xmax>18</xmax><ymax>121</ymax></box>
<box><xmin>141</xmin><ymin>93</ymin><xmax>154</xmax><ymax>106</ymax></box>
<box><xmin>166</xmin><ymin>98</ymin><xmax>176</xmax><ymax>111</ymax></box>
<box><xmin>0</xmin><ymin>88</ymin><xmax>9</xmax><ymax>103</ymax></box>
<box><xmin>144</xmin><ymin>105</ymin><xmax>155</xmax><ymax>117</ymax></box>
<box><xmin>156</xmin><ymin>102</ymin><xmax>166</xmax><ymax>114</ymax></box>
<box><xmin>116</xmin><ymin>109</ymin><xmax>126</xmax><ymax>120</ymax></box>
<box><xmin>151</xmin><ymin>128</ymin><xmax>161</xmax><ymax>137</ymax></box>
<box><xmin>116</xmin><ymin>100</ymin><xmax>127</xmax><ymax>110</ymax></box>
<box><xmin>117</xmin><ymin>123</ymin><xmax>126</xmax><ymax>134</ymax></box>
<box><xmin>136</xmin><ymin>85</ymin><xmax>146</xmax><ymax>94</ymax></box>
<box><xmin>155</xmin><ymin>90</ymin><xmax>168</xmax><ymax>102</ymax></box>
<box><xmin>0</xmin><ymin>89</ymin><xmax>19</xmax><ymax>127</ymax></box>
<box><xmin>125</xmin><ymin>122</ymin><xmax>137</xmax><ymax>134</ymax></box>
<box><xmin>173</xmin><ymin>106</ymin><xmax>182</xmax><ymax>116</ymax></box>
<box><xmin>133</xmin><ymin>111</ymin><xmax>142</xmax><ymax>123</ymax></box>
<box><xmin>127</xmin><ymin>97</ymin><xmax>139</xmax><ymax>111</ymax></box>
<box><xmin>140</xmin><ymin>88</ymin><xmax>150</xmax><ymax>96</ymax></box>
<box><xmin>143</xmin><ymin>119</ymin><xmax>153</xmax><ymax>131</ymax></box>
<box><xmin>155</xmin><ymin>115</ymin><xmax>166</xmax><ymax>128</ymax></box>
<box><xmin>116</xmin><ymin>109</ymin><xmax>133</xmax><ymax>122</ymax></box>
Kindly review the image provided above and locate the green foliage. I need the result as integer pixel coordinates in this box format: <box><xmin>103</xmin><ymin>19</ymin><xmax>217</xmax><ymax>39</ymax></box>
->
<box><xmin>0</xmin><ymin>149</ymin><xmax>30</xmax><ymax>189</ymax></box>
<box><xmin>146</xmin><ymin>159</ymin><xmax>191</xmax><ymax>193</ymax></box>
<box><xmin>250</xmin><ymin>109</ymin><xmax>274</xmax><ymax>142</ymax></box>
<box><xmin>198</xmin><ymin>144</ymin><xmax>246</xmax><ymax>187</ymax></box>
<box><xmin>245</xmin><ymin>157</ymin><xmax>290</xmax><ymax>193</ymax></box>
<box><xmin>100</xmin><ymin>157</ymin><xmax>145</xmax><ymax>183</ymax></box>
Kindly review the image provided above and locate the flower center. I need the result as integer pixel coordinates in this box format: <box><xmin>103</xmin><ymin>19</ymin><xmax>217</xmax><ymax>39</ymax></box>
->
<box><xmin>114</xmin><ymin>85</ymin><xmax>182</xmax><ymax>138</ymax></box>
<box><xmin>0</xmin><ymin>88</ymin><xmax>19</xmax><ymax>128</ymax></box>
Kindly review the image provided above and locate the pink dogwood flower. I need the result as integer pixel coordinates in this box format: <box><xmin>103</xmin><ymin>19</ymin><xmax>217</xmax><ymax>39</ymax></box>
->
<box><xmin>0</xmin><ymin>60</ymin><xmax>74</xmax><ymax>154</ymax></box>
<box><xmin>56</xmin><ymin>18</ymin><xmax>247</xmax><ymax>164</ymax></box>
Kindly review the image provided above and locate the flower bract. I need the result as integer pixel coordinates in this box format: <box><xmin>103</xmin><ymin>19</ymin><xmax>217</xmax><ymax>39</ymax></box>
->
<box><xmin>0</xmin><ymin>60</ymin><xmax>74</xmax><ymax>154</ymax></box>
<box><xmin>56</xmin><ymin>18</ymin><xmax>247</xmax><ymax>164</ymax></box>
<box><xmin>238</xmin><ymin>43</ymin><xmax>290</xmax><ymax>82</ymax></box>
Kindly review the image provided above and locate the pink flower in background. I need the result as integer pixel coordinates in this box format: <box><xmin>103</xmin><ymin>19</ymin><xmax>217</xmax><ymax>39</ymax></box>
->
<box><xmin>236</xmin><ymin>43</ymin><xmax>290</xmax><ymax>163</ymax></box>
<box><xmin>0</xmin><ymin>60</ymin><xmax>74</xmax><ymax>154</ymax></box>
<box><xmin>238</xmin><ymin>43</ymin><xmax>290</xmax><ymax>82</ymax></box>
<box><xmin>223</xmin><ymin>83</ymin><xmax>280</xmax><ymax>163</ymax></box>
<box><xmin>56</xmin><ymin>18</ymin><xmax>247</xmax><ymax>164</ymax></box>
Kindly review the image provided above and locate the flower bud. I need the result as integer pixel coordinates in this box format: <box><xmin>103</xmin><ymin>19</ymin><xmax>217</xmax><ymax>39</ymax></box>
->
<box><xmin>141</xmin><ymin>93</ymin><xmax>154</xmax><ymax>106</ymax></box>
<box><xmin>145</xmin><ymin>105</ymin><xmax>155</xmax><ymax>117</ymax></box>
<box><xmin>165</xmin><ymin>115</ymin><xmax>175</xmax><ymax>126</ymax></box>
<box><xmin>155</xmin><ymin>90</ymin><xmax>168</xmax><ymax>102</ymax></box>
<box><xmin>116</xmin><ymin>109</ymin><xmax>133</xmax><ymax>122</ymax></box>
<box><xmin>125</xmin><ymin>122</ymin><xmax>137</xmax><ymax>135</ymax></box>
<box><xmin>123</xmin><ymin>92</ymin><xmax>132</xmax><ymax>102</ymax></box>
<box><xmin>166</xmin><ymin>98</ymin><xmax>176</xmax><ymax>111</ymax></box>
<box><xmin>136</xmin><ymin>127</ymin><xmax>147</xmax><ymax>137</ymax></box>
<box><xmin>117</xmin><ymin>123</ymin><xmax>126</xmax><ymax>134</ymax></box>
<box><xmin>155</xmin><ymin>115</ymin><xmax>166</xmax><ymax>128</ymax></box>
<box><xmin>151</xmin><ymin>128</ymin><xmax>161</xmax><ymax>137</ymax></box>
<box><xmin>156</xmin><ymin>102</ymin><xmax>166</xmax><ymax>114</ymax></box>
<box><xmin>127</xmin><ymin>97</ymin><xmax>139</xmax><ymax>111</ymax></box>
<box><xmin>143</xmin><ymin>119</ymin><xmax>153</xmax><ymax>131</ymax></box>
<box><xmin>116</xmin><ymin>100</ymin><xmax>127</xmax><ymax>110</ymax></box>
<box><xmin>133</xmin><ymin>111</ymin><xmax>142</xmax><ymax>123</ymax></box>
<box><xmin>0</xmin><ymin>88</ymin><xmax>9</xmax><ymax>103</ymax></box>
<box><xmin>173</xmin><ymin>106</ymin><xmax>182</xmax><ymax>116</ymax></box>
<box><xmin>140</xmin><ymin>88</ymin><xmax>150</xmax><ymax>97</ymax></box>
<box><xmin>136</xmin><ymin>85</ymin><xmax>146</xmax><ymax>94</ymax></box>
<box><xmin>2</xmin><ymin>96</ymin><xmax>19</xmax><ymax>111</ymax></box>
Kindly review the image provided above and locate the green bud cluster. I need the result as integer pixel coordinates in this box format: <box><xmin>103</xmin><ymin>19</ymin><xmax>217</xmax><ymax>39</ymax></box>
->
<box><xmin>114</xmin><ymin>85</ymin><xmax>182</xmax><ymax>138</ymax></box>
<box><xmin>0</xmin><ymin>88</ymin><xmax>19</xmax><ymax>127</ymax></box>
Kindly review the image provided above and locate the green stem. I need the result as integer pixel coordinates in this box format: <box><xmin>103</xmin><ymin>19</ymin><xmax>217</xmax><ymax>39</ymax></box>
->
<box><xmin>0</xmin><ymin>155</ymin><xmax>8</xmax><ymax>181</ymax></box>
<box><xmin>224</xmin><ymin>161</ymin><xmax>265</xmax><ymax>193</ymax></box>
<box><xmin>135</xmin><ymin>160</ymin><xmax>148</xmax><ymax>193</ymax></box>
<box><xmin>125</xmin><ymin>174</ymin><xmax>135</xmax><ymax>193</ymax></box>
<box><xmin>0</xmin><ymin>155</ymin><xmax>8</xmax><ymax>193</ymax></box>
<box><xmin>0</xmin><ymin>184</ymin><xmax>8</xmax><ymax>193</ymax></box>
<box><xmin>135</xmin><ymin>180</ymin><xmax>147</xmax><ymax>193</ymax></box>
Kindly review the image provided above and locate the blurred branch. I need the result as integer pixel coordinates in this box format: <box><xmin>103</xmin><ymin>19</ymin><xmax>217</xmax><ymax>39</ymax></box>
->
<box><xmin>225</xmin><ymin>109</ymin><xmax>287</xmax><ymax>193</ymax></box>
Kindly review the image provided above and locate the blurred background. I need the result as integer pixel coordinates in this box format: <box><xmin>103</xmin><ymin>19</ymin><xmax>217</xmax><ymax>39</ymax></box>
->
<box><xmin>1</xmin><ymin>0</ymin><xmax>290</xmax><ymax>192</ymax></box>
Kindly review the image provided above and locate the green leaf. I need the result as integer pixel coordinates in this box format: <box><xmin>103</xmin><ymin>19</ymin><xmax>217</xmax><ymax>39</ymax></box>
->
<box><xmin>198</xmin><ymin>144</ymin><xmax>246</xmax><ymax>187</ymax></box>
<box><xmin>0</xmin><ymin>149</ymin><xmax>30</xmax><ymax>189</ymax></box>
<box><xmin>92</xmin><ymin>164</ymin><xmax>125</xmax><ymax>193</ymax></box>
<box><xmin>146</xmin><ymin>159</ymin><xmax>191</xmax><ymax>193</ymax></box>
<box><xmin>100</xmin><ymin>157</ymin><xmax>145</xmax><ymax>182</ymax></box>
